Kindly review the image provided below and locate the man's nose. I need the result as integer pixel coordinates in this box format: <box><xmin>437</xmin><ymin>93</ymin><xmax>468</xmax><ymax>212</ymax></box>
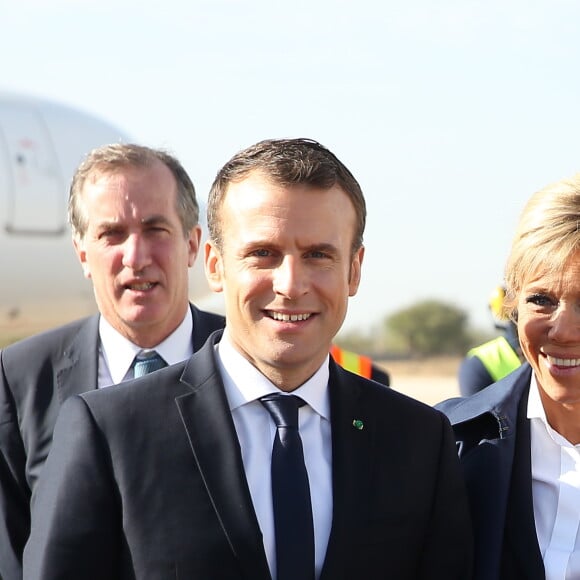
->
<box><xmin>121</xmin><ymin>234</ymin><xmax>152</xmax><ymax>271</ymax></box>
<box><xmin>272</xmin><ymin>256</ymin><xmax>308</xmax><ymax>299</ymax></box>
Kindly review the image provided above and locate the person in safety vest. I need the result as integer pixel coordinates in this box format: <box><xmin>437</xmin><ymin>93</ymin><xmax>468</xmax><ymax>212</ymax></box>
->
<box><xmin>330</xmin><ymin>344</ymin><xmax>390</xmax><ymax>386</ymax></box>
<box><xmin>458</xmin><ymin>286</ymin><xmax>523</xmax><ymax>396</ymax></box>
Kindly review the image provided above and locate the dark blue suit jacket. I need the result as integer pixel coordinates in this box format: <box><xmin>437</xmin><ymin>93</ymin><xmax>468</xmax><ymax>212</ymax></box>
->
<box><xmin>24</xmin><ymin>330</ymin><xmax>473</xmax><ymax>579</ymax></box>
<box><xmin>0</xmin><ymin>305</ymin><xmax>224</xmax><ymax>580</ymax></box>
<box><xmin>437</xmin><ymin>363</ymin><xmax>545</xmax><ymax>580</ymax></box>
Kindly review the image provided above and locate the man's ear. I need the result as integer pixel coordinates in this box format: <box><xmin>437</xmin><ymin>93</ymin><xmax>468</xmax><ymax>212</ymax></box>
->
<box><xmin>72</xmin><ymin>235</ymin><xmax>91</xmax><ymax>279</ymax></box>
<box><xmin>187</xmin><ymin>225</ymin><xmax>202</xmax><ymax>268</ymax></box>
<box><xmin>348</xmin><ymin>245</ymin><xmax>365</xmax><ymax>297</ymax></box>
<box><xmin>204</xmin><ymin>241</ymin><xmax>224</xmax><ymax>293</ymax></box>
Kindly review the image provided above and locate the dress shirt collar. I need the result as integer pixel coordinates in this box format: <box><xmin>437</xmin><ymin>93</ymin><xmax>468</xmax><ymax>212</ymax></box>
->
<box><xmin>527</xmin><ymin>374</ymin><xmax>546</xmax><ymax>422</ymax></box>
<box><xmin>99</xmin><ymin>308</ymin><xmax>193</xmax><ymax>384</ymax></box>
<box><xmin>527</xmin><ymin>374</ymin><xmax>579</xmax><ymax>448</ymax></box>
<box><xmin>215</xmin><ymin>328</ymin><xmax>330</xmax><ymax>421</ymax></box>
<box><xmin>528</xmin><ymin>371</ymin><xmax>580</xmax><ymax>580</ymax></box>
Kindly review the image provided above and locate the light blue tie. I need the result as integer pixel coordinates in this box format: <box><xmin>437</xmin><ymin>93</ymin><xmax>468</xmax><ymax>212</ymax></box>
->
<box><xmin>133</xmin><ymin>351</ymin><xmax>167</xmax><ymax>378</ymax></box>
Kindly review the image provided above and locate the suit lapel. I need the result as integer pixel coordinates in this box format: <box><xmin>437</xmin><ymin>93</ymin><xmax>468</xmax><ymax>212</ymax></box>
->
<box><xmin>461</xmin><ymin>424</ymin><xmax>515</xmax><ymax>580</ymax></box>
<box><xmin>502</xmin><ymin>392</ymin><xmax>545</xmax><ymax>578</ymax></box>
<box><xmin>320</xmin><ymin>363</ymin><xmax>373</xmax><ymax>579</ymax></box>
<box><xmin>56</xmin><ymin>315</ymin><xmax>100</xmax><ymax>403</ymax></box>
<box><xmin>175</xmin><ymin>334</ymin><xmax>271</xmax><ymax>580</ymax></box>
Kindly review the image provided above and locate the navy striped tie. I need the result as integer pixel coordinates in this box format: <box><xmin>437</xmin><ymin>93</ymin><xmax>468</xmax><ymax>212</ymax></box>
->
<box><xmin>260</xmin><ymin>393</ymin><xmax>315</xmax><ymax>580</ymax></box>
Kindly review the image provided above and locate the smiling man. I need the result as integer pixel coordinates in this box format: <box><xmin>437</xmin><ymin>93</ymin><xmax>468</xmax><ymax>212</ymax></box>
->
<box><xmin>0</xmin><ymin>144</ymin><xmax>225</xmax><ymax>580</ymax></box>
<box><xmin>24</xmin><ymin>139</ymin><xmax>472</xmax><ymax>580</ymax></box>
<box><xmin>205</xmin><ymin>170</ymin><xmax>362</xmax><ymax>391</ymax></box>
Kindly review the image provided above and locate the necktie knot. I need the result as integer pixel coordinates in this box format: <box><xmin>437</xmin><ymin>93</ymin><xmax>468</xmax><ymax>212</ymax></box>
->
<box><xmin>260</xmin><ymin>394</ymin><xmax>304</xmax><ymax>429</ymax></box>
<box><xmin>133</xmin><ymin>351</ymin><xmax>167</xmax><ymax>378</ymax></box>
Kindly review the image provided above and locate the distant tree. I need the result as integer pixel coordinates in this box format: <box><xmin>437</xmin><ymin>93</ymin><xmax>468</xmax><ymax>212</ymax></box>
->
<box><xmin>384</xmin><ymin>300</ymin><xmax>471</xmax><ymax>357</ymax></box>
<box><xmin>333</xmin><ymin>329</ymin><xmax>374</xmax><ymax>353</ymax></box>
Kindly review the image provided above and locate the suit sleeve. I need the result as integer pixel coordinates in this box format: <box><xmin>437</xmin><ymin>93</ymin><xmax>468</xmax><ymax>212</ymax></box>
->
<box><xmin>0</xmin><ymin>350</ymin><xmax>30</xmax><ymax>580</ymax></box>
<box><xmin>458</xmin><ymin>355</ymin><xmax>493</xmax><ymax>397</ymax></box>
<box><xmin>418</xmin><ymin>411</ymin><xmax>474</xmax><ymax>579</ymax></box>
<box><xmin>23</xmin><ymin>395</ymin><xmax>120</xmax><ymax>580</ymax></box>
<box><xmin>370</xmin><ymin>364</ymin><xmax>390</xmax><ymax>387</ymax></box>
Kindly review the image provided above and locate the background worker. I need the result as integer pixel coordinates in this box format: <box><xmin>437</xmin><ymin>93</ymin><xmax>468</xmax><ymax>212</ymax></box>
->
<box><xmin>458</xmin><ymin>286</ymin><xmax>523</xmax><ymax>396</ymax></box>
<box><xmin>0</xmin><ymin>143</ymin><xmax>224</xmax><ymax>580</ymax></box>
<box><xmin>330</xmin><ymin>343</ymin><xmax>390</xmax><ymax>386</ymax></box>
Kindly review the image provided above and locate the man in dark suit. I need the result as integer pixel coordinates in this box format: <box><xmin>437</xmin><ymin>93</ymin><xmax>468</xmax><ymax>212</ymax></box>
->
<box><xmin>0</xmin><ymin>144</ymin><xmax>224</xmax><ymax>580</ymax></box>
<box><xmin>24</xmin><ymin>138</ymin><xmax>472</xmax><ymax>579</ymax></box>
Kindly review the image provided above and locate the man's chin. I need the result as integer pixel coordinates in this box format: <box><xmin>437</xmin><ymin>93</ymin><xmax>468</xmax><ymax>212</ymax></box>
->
<box><xmin>118</xmin><ymin>306</ymin><xmax>163</xmax><ymax>328</ymax></box>
<box><xmin>269</xmin><ymin>344</ymin><xmax>326</xmax><ymax>368</ymax></box>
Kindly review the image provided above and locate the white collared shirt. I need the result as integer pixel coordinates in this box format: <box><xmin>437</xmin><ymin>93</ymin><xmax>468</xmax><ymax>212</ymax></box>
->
<box><xmin>528</xmin><ymin>376</ymin><xmax>580</xmax><ymax>580</ymax></box>
<box><xmin>97</xmin><ymin>309</ymin><xmax>194</xmax><ymax>387</ymax></box>
<box><xmin>215</xmin><ymin>329</ymin><xmax>332</xmax><ymax>580</ymax></box>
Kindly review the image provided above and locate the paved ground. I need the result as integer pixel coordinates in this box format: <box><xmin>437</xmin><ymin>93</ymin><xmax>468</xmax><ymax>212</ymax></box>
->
<box><xmin>390</xmin><ymin>375</ymin><xmax>460</xmax><ymax>407</ymax></box>
<box><xmin>378</xmin><ymin>357</ymin><xmax>461</xmax><ymax>407</ymax></box>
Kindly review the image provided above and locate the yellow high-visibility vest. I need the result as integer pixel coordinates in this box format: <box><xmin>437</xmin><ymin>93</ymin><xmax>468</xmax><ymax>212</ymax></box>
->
<box><xmin>467</xmin><ymin>335</ymin><xmax>521</xmax><ymax>382</ymax></box>
<box><xmin>330</xmin><ymin>344</ymin><xmax>373</xmax><ymax>379</ymax></box>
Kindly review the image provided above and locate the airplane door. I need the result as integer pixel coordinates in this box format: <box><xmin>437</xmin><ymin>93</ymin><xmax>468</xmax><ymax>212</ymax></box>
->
<box><xmin>0</xmin><ymin>104</ymin><xmax>65</xmax><ymax>234</ymax></box>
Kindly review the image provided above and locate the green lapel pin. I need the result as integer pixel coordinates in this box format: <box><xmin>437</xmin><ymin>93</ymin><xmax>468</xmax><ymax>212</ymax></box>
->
<box><xmin>352</xmin><ymin>419</ymin><xmax>364</xmax><ymax>430</ymax></box>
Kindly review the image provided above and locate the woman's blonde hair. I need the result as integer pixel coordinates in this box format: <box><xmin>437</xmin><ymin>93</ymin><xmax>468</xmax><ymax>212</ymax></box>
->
<box><xmin>504</xmin><ymin>173</ymin><xmax>580</xmax><ymax>319</ymax></box>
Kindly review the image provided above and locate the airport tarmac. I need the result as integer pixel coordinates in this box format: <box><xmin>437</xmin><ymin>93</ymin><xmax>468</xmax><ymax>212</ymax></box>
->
<box><xmin>379</xmin><ymin>357</ymin><xmax>461</xmax><ymax>407</ymax></box>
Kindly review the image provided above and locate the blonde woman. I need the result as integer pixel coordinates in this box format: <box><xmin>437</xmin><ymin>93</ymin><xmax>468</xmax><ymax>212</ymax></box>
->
<box><xmin>439</xmin><ymin>173</ymin><xmax>580</xmax><ymax>580</ymax></box>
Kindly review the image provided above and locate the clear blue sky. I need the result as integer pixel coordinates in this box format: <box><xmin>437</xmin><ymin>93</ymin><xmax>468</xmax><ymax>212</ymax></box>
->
<box><xmin>4</xmin><ymin>0</ymin><xmax>580</xmax><ymax>335</ymax></box>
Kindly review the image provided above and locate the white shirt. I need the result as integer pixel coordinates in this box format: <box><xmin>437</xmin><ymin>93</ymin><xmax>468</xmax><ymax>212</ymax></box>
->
<box><xmin>528</xmin><ymin>376</ymin><xmax>580</xmax><ymax>580</ymax></box>
<box><xmin>216</xmin><ymin>329</ymin><xmax>332</xmax><ymax>580</ymax></box>
<box><xmin>97</xmin><ymin>309</ymin><xmax>194</xmax><ymax>388</ymax></box>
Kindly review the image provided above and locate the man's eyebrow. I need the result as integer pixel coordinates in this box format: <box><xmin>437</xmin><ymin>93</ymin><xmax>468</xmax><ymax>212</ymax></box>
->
<box><xmin>303</xmin><ymin>242</ymin><xmax>338</xmax><ymax>253</ymax></box>
<box><xmin>141</xmin><ymin>215</ymin><xmax>172</xmax><ymax>226</ymax></box>
<box><xmin>94</xmin><ymin>219</ymin><xmax>123</xmax><ymax>231</ymax></box>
